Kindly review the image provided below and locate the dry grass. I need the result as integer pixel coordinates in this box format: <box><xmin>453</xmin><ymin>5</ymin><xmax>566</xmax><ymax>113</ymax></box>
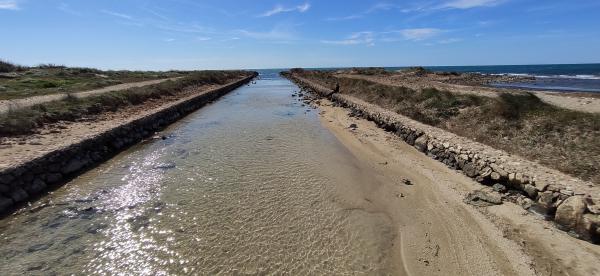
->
<box><xmin>292</xmin><ymin>70</ymin><xmax>600</xmax><ymax>184</ymax></box>
<box><xmin>0</xmin><ymin>63</ymin><xmax>193</xmax><ymax>100</ymax></box>
<box><xmin>0</xmin><ymin>71</ymin><xmax>252</xmax><ymax>136</ymax></box>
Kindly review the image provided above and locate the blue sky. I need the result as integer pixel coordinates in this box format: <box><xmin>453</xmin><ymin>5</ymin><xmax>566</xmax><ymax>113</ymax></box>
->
<box><xmin>1</xmin><ymin>0</ymin><xmax>600</xmax><ymax>70</ymax></box>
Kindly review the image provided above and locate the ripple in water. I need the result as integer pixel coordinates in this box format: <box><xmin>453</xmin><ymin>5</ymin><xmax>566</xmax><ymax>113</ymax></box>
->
<box><xmin>0</xmin><ymin>73</ymin><xmax>396</xmax><ymax>275</ymax></box>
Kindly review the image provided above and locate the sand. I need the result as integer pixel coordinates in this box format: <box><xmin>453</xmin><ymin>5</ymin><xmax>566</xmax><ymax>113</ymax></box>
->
<box><xmin>314</xmin><ymin>98</ymin><xmax>600</xmax><ymax>275</ymax></box>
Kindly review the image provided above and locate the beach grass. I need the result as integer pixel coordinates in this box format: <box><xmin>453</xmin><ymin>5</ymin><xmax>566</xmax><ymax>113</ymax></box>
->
<box><xmin>0</xmin><ymin>70</ymin><xmax>251</xmax><ymax>136</ymax></box>
<box><xmin>293</xmin><ymin>70</ymin><xmax>600</xmax><ymax>184</ymax></box>
<box><xmin>0</xmin><ymin>64</ymin><xmax>192</xmax><ymax>100</ymax></box>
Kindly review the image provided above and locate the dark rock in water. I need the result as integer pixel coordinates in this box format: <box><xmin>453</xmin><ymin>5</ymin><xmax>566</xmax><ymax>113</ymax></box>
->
<box><xmin>161</xmin><ymin>136</ymin><xmax>167</xmax><ymax>140</ymax></box>
<box><xmin>26</xmin><ymin>262</ymin><xmax>45</xmax><ymax>271</ymax></box>
<box><xmin>28</xmin><ymin>242</ymin><xmax>53</xmax><ymax>253</ymax></box>
<box><xmin>153</xmin><ymin>162</ymin><xmax>176</xmax><ymax>170</ymax></box>
<box><xmin>492</xmin><ymin>183</ymin><xmax>507</xmax><ymax>193</ymax></box>
<box><xmin>464</xmin><ymin>189</ymin><xmax>503</xmax><ymax>207</ymax></box>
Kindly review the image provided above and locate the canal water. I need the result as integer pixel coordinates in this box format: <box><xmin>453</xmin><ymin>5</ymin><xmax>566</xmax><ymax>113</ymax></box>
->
<box><xmin>0</xmin><ymin>71</ymin><xmax>397</xmax><ymax>275</ymax></box>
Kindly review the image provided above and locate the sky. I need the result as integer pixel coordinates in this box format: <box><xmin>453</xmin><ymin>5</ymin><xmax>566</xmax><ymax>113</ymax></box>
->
<box><xmin>1</xmin><ymin>0</ymin><xmax>600</xmax><ymax>70</ymax></box>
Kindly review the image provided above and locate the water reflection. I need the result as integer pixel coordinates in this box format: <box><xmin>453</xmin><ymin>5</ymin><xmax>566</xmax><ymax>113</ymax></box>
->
<box><xmin>0</xmin><ymin>71</ymin><xmax>396</xmax><ymax>275</ymax></box>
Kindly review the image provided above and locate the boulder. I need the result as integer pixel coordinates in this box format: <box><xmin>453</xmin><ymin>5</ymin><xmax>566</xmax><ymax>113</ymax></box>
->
<box><xmin>464</xmin><ymin>189</ymin><xmax>503</xmax><ymax>207</ymax></box>
<box><xmin>0</xmin><ymin>196</ymin><xmax>13</xmax><ymax>212</ymax></box>
<box><xmin>489</xmin><ymin>163</ymin><xmax>508</xmax><ymax>179</ymax></box>
<box><xmin>576</xmin><ymin>214</ymin><xmax>600</xmax><ymax>243</ymax></box>
<box><xmin>492</xmin><ymin>183</ymin><xmax>507</xmax><ymax>193</ymax></box>
<box><xmin>462</xmin><ymin>163</ymin><xmax>478</xmax><ymax>177</ymax></box>
<box><xmin>62</xmin><ymin>158</ymin><xmax>88</xmax><ymax>175</ymax></box>
<box><xmin>414</xmin><ymin>136</ymin><xmax>428</xmax><ymax>152</ymax></box>
<box><xmin>0</xmin><ymin>173</ymin><xmax>15</xmax><ymax>185</ymax></box>
<box><xmin>25</xmin><ymin>179</ymin><xmax>46</xmax><ymax>194</ymax></box>
<box><xmin>523</xmin><ymin>184</ymin><xmax>539</xmax><ymax>199</ymax></box>
<box><xmin>46</xmin><ymin>173</ymin><xmax>63</xmax><ymax>184</ymax></box>
<box><xmin>9</xmin><ymin>188</ymin><xmax>28</xmax><ymax>202</ymax></box>
<box><xmin>555</xmin><ymin>196</ymin><xmax>587</xmax><ymax>230</ymax></box>
<box><xmin>516</xmin><ymin>196</ymin><xmax>534</xmax><ymax>210</ymax></box>
<box><xmin>490</xmin><ymin>172</ymin><xmax>501</xmax><ymax>181</ymax></box>
<box><xmin>534</xmin><ymin>191</ymin><xmax>559</xmax><ymax>216</ymax></box>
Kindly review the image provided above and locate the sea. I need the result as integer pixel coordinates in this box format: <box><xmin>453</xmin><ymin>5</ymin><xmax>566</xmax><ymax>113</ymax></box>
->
<box><xmin>304</xmin><ymin>64</ymin><xmax>600</xmax><ymax>93</ymax></box>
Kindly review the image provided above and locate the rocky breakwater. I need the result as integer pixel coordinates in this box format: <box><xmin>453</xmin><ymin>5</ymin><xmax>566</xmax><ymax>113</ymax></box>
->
<box><xmin>285</xmin><ymin>73</ymin><xmax>600</xmax><ymax>244</ymax></box>
<box><xmin>0</xmin><ymin>73</ymin><xmax>257</xmax><ymax>214</ymax></box>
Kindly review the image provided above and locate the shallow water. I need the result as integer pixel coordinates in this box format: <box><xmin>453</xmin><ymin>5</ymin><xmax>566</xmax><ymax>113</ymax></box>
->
<box><xmin>0</xmin><ymin>72</ymin><xmax>396</xmax><ymax>275</ymax></box>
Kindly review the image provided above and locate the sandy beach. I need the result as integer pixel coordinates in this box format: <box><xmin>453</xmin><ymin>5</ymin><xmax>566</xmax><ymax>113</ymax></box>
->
<box><xmin>314</xmin><ymin>96</ymin><xmax>600</xmax><ymax>275</ymax></box>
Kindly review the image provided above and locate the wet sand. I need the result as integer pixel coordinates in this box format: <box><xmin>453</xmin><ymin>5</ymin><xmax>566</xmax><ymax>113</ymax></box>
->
<box><xmin>314</xmin><ymin>97</ymin><xmax>600</xmax><ymax>275</ymax></box>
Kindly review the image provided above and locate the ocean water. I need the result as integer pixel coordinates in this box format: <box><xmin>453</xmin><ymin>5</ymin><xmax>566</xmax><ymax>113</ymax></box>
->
<box><xmin>418</xmin><ymin>64</ymin><xmax>600</xmax><ymax>93</ymax></box>
<box><xmin>301</xmin><ymin>64</ymin><xmax>600</xmax><ymax>93</ymax></box>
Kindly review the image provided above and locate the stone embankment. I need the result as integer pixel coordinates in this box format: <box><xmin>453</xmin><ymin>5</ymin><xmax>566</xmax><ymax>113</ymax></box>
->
<box><xmin>0</xmin><ymin>73</ymin><xmax>256</xmax><ymax>214</ymax></box>
<box><xmin>286</xmin><ymin>73</ymin><xmax>600</xmax><ymax>244</ymax></box>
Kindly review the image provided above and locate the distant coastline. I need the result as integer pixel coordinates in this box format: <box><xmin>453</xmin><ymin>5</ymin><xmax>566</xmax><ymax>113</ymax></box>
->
<box><xmin>300</xmin><ymin>63</ymin><xmax>600</xmax><ymax>93</ymax></box>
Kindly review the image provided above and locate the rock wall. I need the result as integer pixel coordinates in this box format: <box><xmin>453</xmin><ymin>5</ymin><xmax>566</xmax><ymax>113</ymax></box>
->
<box><xmin>286</xmin><ymin>73</ymin><xmax>600</xmax><ymax>244</ymax></box>
<box><xmin>0</xmin><ymin>73</ymin><xmax>256</xmax><ymax>214</ymax></box>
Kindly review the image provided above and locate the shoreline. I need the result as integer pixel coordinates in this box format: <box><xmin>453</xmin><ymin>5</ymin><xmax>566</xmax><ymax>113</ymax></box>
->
<box><xmin>0</xmin><ymin>73</ymin><xmax>256</xmax><ymax>215</ymax></box>
<box><xmin>283</xmin><ymin>72</ymin><xmax>600</xmax><ymax>244</ymax></box>
<box><xmin>311</xmin><ymin>94</ymin><xmax>600</xmax><ymax>275</ymax></box>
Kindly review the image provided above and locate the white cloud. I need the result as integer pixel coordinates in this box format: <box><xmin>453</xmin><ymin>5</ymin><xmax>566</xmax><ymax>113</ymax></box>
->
<box><xmin>0</xmin><ymin>0</ymin><xmax>19</xmax><ymax>10</ymax></box>
<box><xmin>260</xmin><ymin>2</ymin><xmax>311</xmax><ymax>17</ymax></box>
<box><xmin>196</xmin><ymin>37</ymin><xmax>212</xmax><ymax>41</ymax></box>
<box><xmin>438</xmin><ymin>38</ymin><xmax>462</xmax><ymax>44</ymax></box>
<box><xmin>236</xmin><ymin>25</ymin><xmax>297</xmax><ymax>41</ymax></box>
<box><xmin>324</xmin><ymin>28</ymin><xmax>445</xmax><ymax>45</ymax></box>
<box><xmin>101</xmin><ymin>10</ymin><xmax>133</xmax><ymax>20</ymax></box>
<box><xmin>326</xmin><ymin>14</ymin><xmax>363</xmax><ymax>21</ymax></box>
<box><xmin>322</xmin><ymin>32</ymin><xmax>375</xmax><ymax>46</ymax></box>
<box><xmin>367</xmin><ymin>3</ymin><xmax>398</xmax><ymax>13</ymax></box>
<box><xmin>297</xmin><ymin>3</ymin><xmax>311</xmax><ymax>12</ymax></box>
<box><xmin>397</xmin><ymin>28</ymin><xmax>442</xmax><ymax>41</ymax></box>
<box><xmin>440</xmin><ymin>0</ymin><xmax>503</xmax><ymax>9</ymax></box>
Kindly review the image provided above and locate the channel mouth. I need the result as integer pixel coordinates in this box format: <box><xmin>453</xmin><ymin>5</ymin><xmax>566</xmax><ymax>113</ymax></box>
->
<box><xmin>0</xmin><ymin>70</ymin><xmax>397</xmax><ymax>275</ymax></box>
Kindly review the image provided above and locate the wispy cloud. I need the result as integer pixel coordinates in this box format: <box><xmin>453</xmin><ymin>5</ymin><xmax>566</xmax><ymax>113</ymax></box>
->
<box><xmin>367</xmin><ymin>2</ymin><xmax>399</xmax><ymax>13</ymax></box>
<box><xmin>397</xmin><ymin>28</ymin><xmax>442</xmax><ymax>41</ymax></box>
<box><xmin>439</xmin><ymin>0</ymin><xmax>503</xmax><ymax>9</ymax></box>
<box><xmin>236</xmin><ymin>25</ymin><xmax>297</xmax><ymax>41</ymax></box>
<box><xmin>438</xmin><ymin>38</ymin><xmax>462</xmax><ymax>44</ymax></box>
<box><xmin>0</xmin><ymin>0</ymin><xmax>19</xmax><ymax>10</ymax></box>
<box><xmin>155</xmin><ymin>23</ymin><xmax>213</xmax><ymax>34</ymax></box>
<box><xmin>322</xmin><ymin>31</ymin><xmax>375</xmax><ymax>46</ymax></box>
<box><xmin>260</xmin><ymin>2</ymin><xmax>310</xmax><ymax>17</ymax></box>
<box><xmin>101</xmin><ymin>10</ymin><xmax>133</xmax><ymax>20</ymax></box>
<box><xmin>325</xmin><ymin>28</ymin><xmax>445</xmax><ymax>45</ymax></box>
<box><xmin>326</xmin><ymin>14</ymin><xmax>363</xmax><ymax>21</ymax></box>
<box><xmin>58</xmin><ymin>3</ymin><xmax>81</xmax><ymax>16</ymax></box>
<box><xmin>327</xmin><ymin>2</ymin><xmax>401</xmax><ymax>22</ymax></box>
